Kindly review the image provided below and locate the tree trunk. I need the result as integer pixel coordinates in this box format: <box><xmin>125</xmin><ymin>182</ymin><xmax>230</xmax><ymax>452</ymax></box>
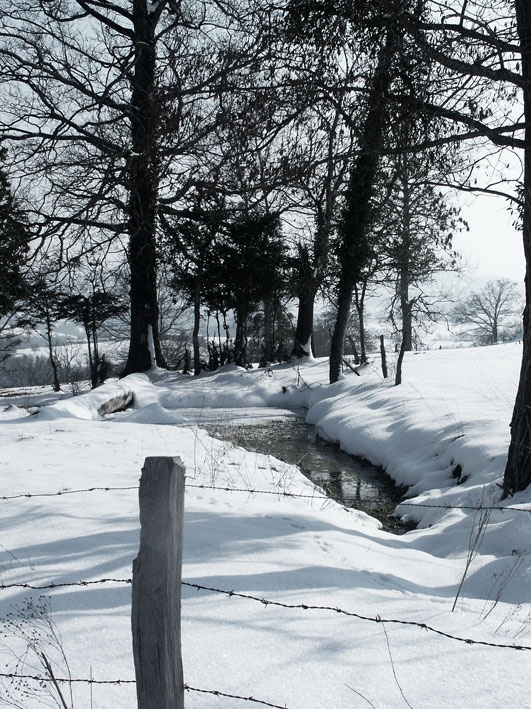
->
<box><xmin>380</xmin><ymin>334</ymin><xmax>388</xmax><ymax>379</ymax></box>
<box><xmin>395</xmin><ymin>338</ymin><xmax>406</xmax><ymax>386</ymax></box>
<box><xmin>84</xmin><ymin>322</ymin><xmax>97</xmax><ymax>389</ymax></box>
<box><xmin>329</xmin><ymin>289</ymin><xmax>354</xmax><ymax>380</ymax></box>
<box><xmin>329</xmin><ymin>30</ymin><xmax>395</xmax><ymax>383</ymax></box>
<box><xmin>503</xmin><ymin>0</ymin><xmax>531</xmax><ymax>495</ymax></box>
<box><xmin>347</xmin><ymin>335</ymin><xmax>360</xmax><ymax>363</ymax></box>
<box><xmin>292</xmin><ymin>116</ymin><xmax>339</xmax><ymax>361</ymax></box>
<box><xmin>354</xmin><ymin>282</ymin><xmax>368</xmax><ymax>363</ymax></box>
<box><xmin>399</xmin><ymin>167</ymin><xmax>413</xmax><ymax>352</ymax></box>
<box><xmin>262</xmin><ymin>297</ymin><xmax>276</xmax><ymax>363</ymax></box>
<box><xmin>45</xmin><ymin>313</ymin><xmax>61</xmax><ymax>392</ymax></box>
<box><xmin>234</xmin><ymin>307</ymin><xmax>248</xmax><ymax>366</ymax></box>
<box><xmin>123</xmin><ymin>1</ymin><xmax>164</xmax><ymax>376</ymax></box>
<box><xmin>492</xmin><ymin>319</ymin><xmax>498</xmax><ymax>344</ymax></box>
<box><xmin>193</xmin><ymin>277</ymin><xmax>201</xmax><ymax>376</ymax></box>
<box><xmin>293</xmin><ymin>285</ymin><xmax>317</xmax><ymax>358</ymax></box>
<box><xmin>400</xmin><ymin>273</ymin><xmax>413</xmax><ymax>352</ymax></box>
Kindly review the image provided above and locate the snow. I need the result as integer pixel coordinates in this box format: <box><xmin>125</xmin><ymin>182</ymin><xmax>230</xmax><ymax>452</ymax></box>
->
<box><xmin>1</xmin><ymin>344</ymin><xmax>531</xmax><ymax>707</ymax></box>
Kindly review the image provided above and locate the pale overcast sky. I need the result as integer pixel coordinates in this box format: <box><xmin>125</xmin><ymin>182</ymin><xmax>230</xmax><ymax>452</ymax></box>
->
<box><xmin>456</xmin><ymin>194</ymin><xmax>525</xmax><ymax>284</ymax></box>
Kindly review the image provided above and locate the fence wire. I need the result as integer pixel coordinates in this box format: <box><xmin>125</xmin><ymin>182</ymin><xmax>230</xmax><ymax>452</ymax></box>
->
<box><xmin>1</xmin><ymin>482</ymin><xmax>530</xmax><ymax>516</ymax></box>
<box><xmin>1</xmin><ymin>577</ymin><xmax>529</xmax><ymax>652</ymax></box>
<box><xmin>0</xmin><ymin>672</ymin><xmax>290</xmax><ymax>708</ymax></box>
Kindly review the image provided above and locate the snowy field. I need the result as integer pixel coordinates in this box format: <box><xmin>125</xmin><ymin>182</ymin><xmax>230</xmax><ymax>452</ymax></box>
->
<box><xmin>1</xmin><ymin>344</ymin><xmax>531</xmax><ymax>708</ymax></box>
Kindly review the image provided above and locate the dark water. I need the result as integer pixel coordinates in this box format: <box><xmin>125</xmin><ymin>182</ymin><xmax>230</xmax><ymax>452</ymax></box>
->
<box><xmin>205</xmin><ymin>418</ymin><xmax>410</xmax><ymax>534</ymax></box>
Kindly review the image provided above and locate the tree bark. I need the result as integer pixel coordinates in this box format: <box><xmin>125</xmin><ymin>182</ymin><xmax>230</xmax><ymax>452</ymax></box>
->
<box><xmin>292</xmin><ymin>283</ymin><xmax>318</xmax><ymax>358</ymax></box>
<box><xmin>262</xmin><ymin>296</ymin><xmax>277</xmax><ymax>363</ymax></box>
<box><xmin>380</xmin><ymin>334</ymin><xmax>388</xmax><ymax>379</ymax></box>
<box><xmin>84</xmin><ymin>322</ymin><xmax>97</xmax><ymax>389</ymax></box>
<box><xmin>354</xmin><ymin>282</ymin><xmax>368</xmax><ymax>363</ymax></box>
<box><xmin>400</xmin><ymin>272</ymin><xmax>413</xmax><ymax>352</ymax></box>
<box><xmin>45</xmin><ymin>313</ymin><xmax>61</xmax><ymax>392</ymax></box>
<box><xmin>123</xmin><ymin>1</ymin><xmax>165</xmax><ymax>375</ymax></box>
<box><xmin>502</xmin><ymin>0</ymin><xmax>531</xmax><ymax>495</ymax></box>
<box><xmin>395</xmin><ymin>338</ymin><xmax>406</xmax><ymax>386</ymax></box>
<box><xmin>193</xmin><ymin>276</ymin><xmax>201</xmax><ymax>375</ymax></box>
<box><xmin>399</xmin><ymin>164</ymin><xmax>413</xmax><ymax>352</ymax></box>
<box><xmin>292</xmin><ymin>231</ymin><xmax>326</xmax><ymax>359</ymax></box>
<box><xmin>234</xmin><ymin>307</ymin><xmax>248</xmax><ymax>366</ymax></box>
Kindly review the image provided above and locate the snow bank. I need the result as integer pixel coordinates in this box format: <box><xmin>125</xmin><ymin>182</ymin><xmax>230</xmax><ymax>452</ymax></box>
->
<box><xmin>2</xmin><ymin>344</ymin><xmax>529</xmax><ymax>707</ymax></box>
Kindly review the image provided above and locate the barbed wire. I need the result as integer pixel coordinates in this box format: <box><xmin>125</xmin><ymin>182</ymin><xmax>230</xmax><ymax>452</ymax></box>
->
<box><xmin>0</xmin><ymin>483</ymin><xmax>329</xmax><ymax>503</ymax></box>
<box><xmin>182</xmin><ymin>581</ymin><xmax>531</xmax><ymax>651</ymax></box>
<box><xmin>0</xmin><ymin>578</ymin><xmax>132</xmax><ymax>590</ymax></box>
<box><xmin>0</xmin><ymin>672</ymin><xmax>290</xmax><ymax>707</ymax></box>
<box><xmin>186</xmin><ymin>482</ymin><xmax>328</xmax><ymax>501</ymax></box>
<box><xmin>2</xmin><ymin>482</ymin><xmax>531</xmax><ymax>515</ymax></box>
<box><xmin>2</xmin><ymin>576</ymin><xmax>530</xmax><ymax>651</ymax></box>
<box><xmin>398</xmin><ymin>501</ymin><xmax>531</xmax><ymax>514</ymax></box>
<box><xmin>184</xmin><ymin>685</ymin><xmax>290</xmax><ymax>708</ymax></box>
<box><xmin>0</xmin><ymin>486</ymin><xmax>138</xmax><ymax>501</ymax></box>
<box><xmin>0</xmin><ymin>671</ymin><xmax>134</xmax><ymax>685</ymax></box>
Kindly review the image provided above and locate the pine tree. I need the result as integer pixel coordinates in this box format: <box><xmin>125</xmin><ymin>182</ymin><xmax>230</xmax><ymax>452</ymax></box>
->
<box><xmin>0</xmin><ymin>151</ymin><xmax>30</xmax><ymax>318</ymax></box>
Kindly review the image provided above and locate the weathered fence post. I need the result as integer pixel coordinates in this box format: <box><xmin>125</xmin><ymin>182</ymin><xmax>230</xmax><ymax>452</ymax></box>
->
<box><xmin>132</xmin><ymin>456</ymin><xmax>185</xmax><ymax>709</ymax></box>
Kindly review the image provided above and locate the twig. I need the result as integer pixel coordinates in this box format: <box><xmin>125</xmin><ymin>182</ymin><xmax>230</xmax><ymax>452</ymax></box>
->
<box><xmin>381</xmin><ymin>621</ymin><xmax>414</xmax><ymax>708</ymax></box>
<box><xmin>345</xmin><ymin>683</ymin><xmax>376</xmax><ymax>707</ymax></box>
<box><xmin>452</xmin><ymin>494</ymin><xmax>491</xmax><ymax>612</ymax></box>
<box><xmin>40</xmin><ymin>652</ymin><xmax>70</xmax><ymax>709</ymax></box>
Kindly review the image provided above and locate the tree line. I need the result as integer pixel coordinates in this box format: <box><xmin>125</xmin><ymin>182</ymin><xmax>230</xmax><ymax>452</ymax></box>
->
<box><xmin>0</xmin><ymin>0</ymin><xmax>530</xmax><ymax>495</ymax></box>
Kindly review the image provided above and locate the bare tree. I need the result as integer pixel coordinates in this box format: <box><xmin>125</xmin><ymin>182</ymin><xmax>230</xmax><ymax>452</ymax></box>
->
<box><xmin>17</xmin><ymin>275</ymin><xmax>65</xmax><ymax>392</ymax></box>
<box><xmin>379</xmin><ymin>132</ymin><xmax>464</xmax><ymax>355</ymax></box>
<box><xmin>329</xmin><ymin>16</ymin><xmax>399</xmax><ymax>384</ymax></box>
<box><xmin>383</xmin><ymin>0</ymin><xmax>531</xmax><ymax>494</ymax></box>
<box><xmin>452</xmin><ymin>278</ymin><xmax>521</xmax><ymax>344</ymax></box>
<box><xmin>290</xmin><ymin>102</ymin><xmax>353</xmax><ymax>359</ymax></box>
<box><xmin>0</xmin><ymin>0</ymin><xmax>268</xmax><ymax>376</ymax></box>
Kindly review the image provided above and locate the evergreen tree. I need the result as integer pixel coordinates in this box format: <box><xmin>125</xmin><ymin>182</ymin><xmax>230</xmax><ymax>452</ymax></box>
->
<box><xmin>0</xmin><ymin>151</ymin><xmax>30</xmax><ymax>318</ymax></box>
<box><xmin>215</xmin><ymin>210</ymin><xmax>288</xmax><ymax>367</ymax></box>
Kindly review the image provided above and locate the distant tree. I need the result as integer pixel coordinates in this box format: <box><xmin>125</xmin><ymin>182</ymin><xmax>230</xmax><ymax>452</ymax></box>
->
<box><xmin>380</xmin><ymin>148</ymin><xmax>463</xmax><ymax>355</ymax></box>
<box><xmin>247</xmin><ymin>308</ymin><xmax>293</xmax><ymax>365</ymax></box>
<box><xmin>0</xmin><ymin>315</ymin><xmax>21</xmax><ymax>368</ymax></box>
<box><xmin>452</xmin><ymin>279</ymin><xmax>521</xmax><ymax>345</ymax></box>
<box><xmin>17</xmin><ymin>277</ymin><xmax>65</xmax><ymax>392</ymax></box>
<box><xmin>59</xmin><ymin>291</ymin><xmax>127</xmax><ymax>388</ymax></box>
<box><xmin>313</xmin><ymin>306</ymin><xmax>376</xmax><ymax>360</ymax></box>
<box><xmin>161</xmin><ymin>194</ymin><xmax>227</xmax><ymax>376</ymax></box>
<box><xmin>350</xmin><ymin>246</ymin><xmax>388</xmax><ymax>365</ymax></box>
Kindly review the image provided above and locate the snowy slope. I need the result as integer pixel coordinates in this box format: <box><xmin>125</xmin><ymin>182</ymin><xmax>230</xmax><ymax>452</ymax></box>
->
<box><xmin>0</xmin><ymin>344</ymin><xmax>530</xmax><ymax>708</ymax></box>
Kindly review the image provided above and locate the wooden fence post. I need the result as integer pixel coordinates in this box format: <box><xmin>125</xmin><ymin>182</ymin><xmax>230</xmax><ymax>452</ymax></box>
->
<box><xmin>131</xmin><ymin>456</ymin><xmax>185</xmax><ymax>709</ymax></box>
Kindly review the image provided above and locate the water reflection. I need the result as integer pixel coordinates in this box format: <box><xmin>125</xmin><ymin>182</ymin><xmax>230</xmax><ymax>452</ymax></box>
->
<box><xmin>204</xmin><ymin>418</ymin><xmax>410</xmax><ymax>534</ymax></box>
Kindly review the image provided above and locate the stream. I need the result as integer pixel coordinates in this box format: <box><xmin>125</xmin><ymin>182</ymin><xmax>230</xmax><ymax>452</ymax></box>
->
<box><xmin>203</xmin><ymin>415</ymin><xmax>410</xmax><ymax>534</ymax></box>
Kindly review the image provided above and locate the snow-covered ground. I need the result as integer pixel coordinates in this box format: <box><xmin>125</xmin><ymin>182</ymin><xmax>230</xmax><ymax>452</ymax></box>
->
<box><xmin>1</xmin><ymin>344</ymin><xmax>530</xmax><ymax>708</ymax></box>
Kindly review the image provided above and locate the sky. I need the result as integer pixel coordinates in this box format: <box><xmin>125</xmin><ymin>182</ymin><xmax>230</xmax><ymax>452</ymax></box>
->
<box><xmin>457</xmin><ymin>193</ymin><xmax>525</xmax><ymax>284</ymax></box>
<box><xmin>1</xmin><ymin>349</ymin><xmax>531</xmax><ymax>707</ymax></box>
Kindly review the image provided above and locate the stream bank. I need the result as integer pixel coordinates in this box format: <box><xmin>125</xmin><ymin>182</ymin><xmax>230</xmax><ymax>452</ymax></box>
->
<box><xmin>204</xmin><ymin>416</ymin><xmax>411</xmax><ymax>534</ymax></box>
